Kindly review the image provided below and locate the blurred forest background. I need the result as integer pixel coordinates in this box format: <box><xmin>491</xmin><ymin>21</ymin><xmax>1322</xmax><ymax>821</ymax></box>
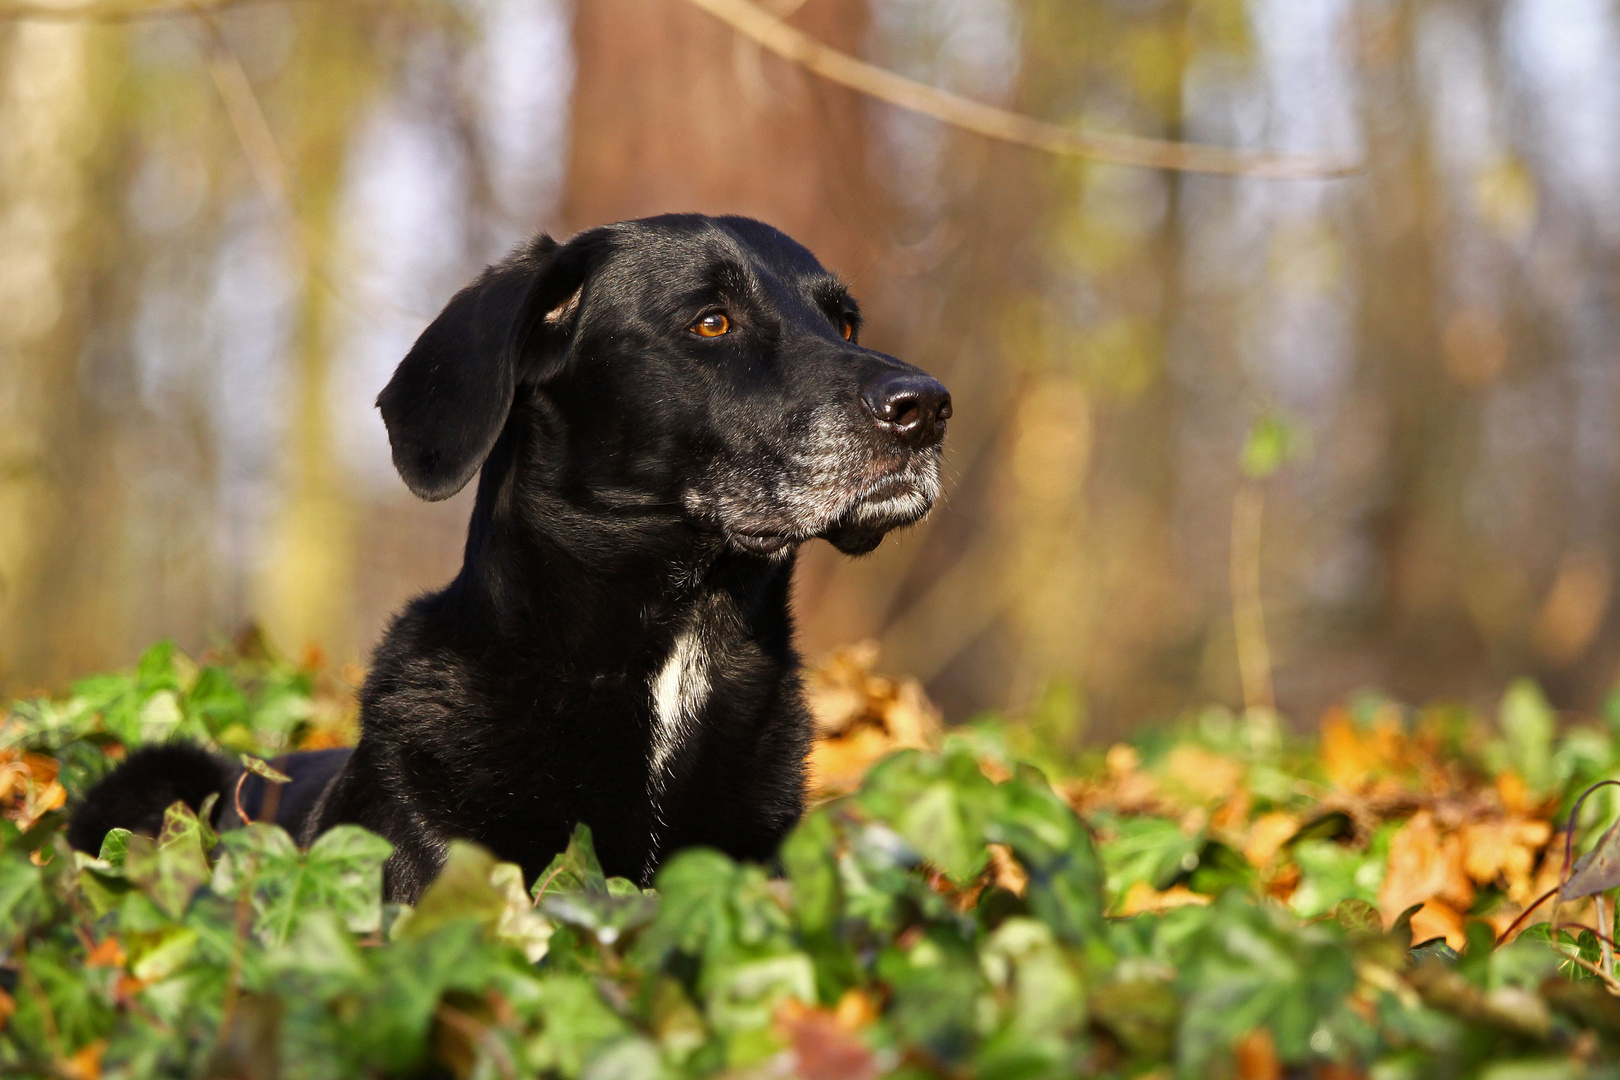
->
<box><xmin>0</xmin><ymin>0</ymin><xmax>1617</xmax><ymax>741</ymax></box>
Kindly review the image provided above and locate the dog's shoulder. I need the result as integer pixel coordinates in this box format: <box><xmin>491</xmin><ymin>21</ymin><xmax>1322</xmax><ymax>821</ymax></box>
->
<box><xmin>360</xmin><ymin>591</ymin><xmax>494</xmax><ymax>718</ymax></box>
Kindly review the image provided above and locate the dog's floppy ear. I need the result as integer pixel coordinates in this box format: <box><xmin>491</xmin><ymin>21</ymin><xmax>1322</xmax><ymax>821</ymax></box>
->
<box><xmin>378</xmin><ymin>233</ymin><xmax>594</xmax><ymax>501</ymax></box>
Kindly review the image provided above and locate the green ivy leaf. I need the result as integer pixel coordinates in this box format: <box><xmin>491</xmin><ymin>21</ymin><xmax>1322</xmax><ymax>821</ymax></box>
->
<box><xmin>402</xmin><ymin>841</ymin><xmax>555</xmax><ymax>961</ymax></box>
<box><xmin>780</xmin><ymin>808</ymin><xmax>840</xmax><ymax>935</ymax></box>
<box><xmin>98</xmin><ymin>825</ymin><xmax>133</xmax><ymax>868</ymax></box>
<box><xmin>186</xmin><ymin>666</ymin><xmax>251</xmax><ymax>739</ymax></box>
<box><xmin>213</xmin><ymin>822</ymin><xmax>391</xmax><ymax>944</ymax></box>
<box><xmin>858</xmin><ymin>743</ymin><xmax>999</xmax><ymax>884</ymax></box>
<box><xmin>1500</xmin><ymin>678</ymin><xmax>1556</xmax><ymax>794</ymax></box>
<box><xmin>124</xmin><ymin>801</ymin><xmax>212</xmax><ymax>919</ymax></box>
<box><xmin>532</xmin><ymin>821</ymin><xmax>608</xmax><ymax>900</ymax></box>
<box><xmin>238</xmin><ymin>753</ymin><xmax>292</xmax><ymax>784</ymax></box>
<box><xmin>0</xmin><ymin>849</ymin><xmax>48</xmax><ymax>938</ymax></box>
<box><xmin>526</xmin><ymin>974</ymin><xmax>634</xmax><ymax>1077</ymax></box>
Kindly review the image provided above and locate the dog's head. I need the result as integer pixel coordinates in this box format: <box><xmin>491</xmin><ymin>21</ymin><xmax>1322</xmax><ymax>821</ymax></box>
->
<box><xmin>378</xmin><ymin>214</ymin><xmax>949</xmax><ymax>557</ymax></box>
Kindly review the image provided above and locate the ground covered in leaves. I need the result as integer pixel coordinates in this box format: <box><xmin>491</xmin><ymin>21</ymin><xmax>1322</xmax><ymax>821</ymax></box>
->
<box><xmin>4</xmin><ymin>640</ymin><xmax>1620</xmax><ymax>1078</ymax></box>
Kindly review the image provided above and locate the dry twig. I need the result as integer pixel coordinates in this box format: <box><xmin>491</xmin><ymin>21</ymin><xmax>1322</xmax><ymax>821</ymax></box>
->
<box><xmin>683</xmin><ymin>0</ymin><xmax>1361</xmax><ymax>178</ymax></box>
<box><xmin>7</xmin><ymin>0</ymin><xmax>1360</xmax><ymax>178</ymax></box>
<box><xmin>0</xmin><ymin>0</ymin><xmax>274</xmax><ymax>20</ymax></box>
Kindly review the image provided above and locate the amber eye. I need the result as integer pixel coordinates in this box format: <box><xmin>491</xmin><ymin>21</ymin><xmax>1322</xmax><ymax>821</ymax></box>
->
<box><xmin>692</xmin><ymin>312</ymin><xmax>730</xmax><ymax>337</ymax></box>
<box><xmin>841</xmin><ymin>319</ymin><xmax>854</xmax><ymax>341</ymax></box>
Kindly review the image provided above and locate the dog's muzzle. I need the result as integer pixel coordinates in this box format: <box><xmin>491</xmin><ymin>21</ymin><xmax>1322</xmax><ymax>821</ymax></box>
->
<box><xmin>708</xmin><ymin>370</ymin><xmax>950</xmax><ymax>558</ymax></box>
<box><xmin>813</xmin><ymin>371</ymin><xmax>949</xmax><ymax>554</ymax></box>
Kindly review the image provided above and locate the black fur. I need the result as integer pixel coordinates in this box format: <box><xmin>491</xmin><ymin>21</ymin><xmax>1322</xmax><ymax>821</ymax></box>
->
<box><xmin>67</xmin><ymin>745</ymin><xmax>355</xmax><ymax>854</ymax></box>
<box><xmin>67</xmin><ymin>743</ymin><xmax>233</xmax><ymax>853</ymax></box>
<box><xmin>70</xmin><ymin>215</ymin><xmax>950</xmax><ymax>902</ymax></box>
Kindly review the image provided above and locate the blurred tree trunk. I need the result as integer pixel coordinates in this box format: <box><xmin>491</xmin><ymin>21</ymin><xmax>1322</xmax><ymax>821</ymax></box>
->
<box><xmin>875</xmin><ymin>0</ymin><xmax>1198</xmax><ymax>734</ymax></box>
<box><xmin>0</xmin><ymin>24</ymin><xmax>133</xmax><ymax>692</ymax></box>
<box><xmin>1348</xmin><ymin>2</ymin><xmax>1482</xmax><ymax>699</ymax></box>
<box><xmin>564</xmin><ymin>0</ymin><xmax>880</xmax><ymax>276</ymax></box>
<box><xmin>253</xmin><ymin>9</ymin><xmax>383</xmax><ymax>661</ymax></box>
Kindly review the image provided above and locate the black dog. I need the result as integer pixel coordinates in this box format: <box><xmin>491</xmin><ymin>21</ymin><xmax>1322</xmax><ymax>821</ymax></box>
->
<box><xmin>69</xmin><ymin>214</ymin><xmax>949</xmax><ymax>902</ymax></box>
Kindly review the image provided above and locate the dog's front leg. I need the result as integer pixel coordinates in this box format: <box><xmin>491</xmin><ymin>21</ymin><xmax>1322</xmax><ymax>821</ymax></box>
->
<box><xmin>381</xmin><ymin>831</ymin><xmax>447</xmax><ymax>905</ymax></box>
<box><xmin>303</xmin><ymin>745</ymin><xmax>446</xmax><ymax>905</ymax></box>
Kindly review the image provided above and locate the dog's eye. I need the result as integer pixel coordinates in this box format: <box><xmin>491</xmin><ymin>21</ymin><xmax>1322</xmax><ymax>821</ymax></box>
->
<box><xmin>841</xmin><ymin>319</ymin><xmax>854</xmax><ymax>341</ymax></box>
<box><xmin>691</xmin><ymin>312</ymin><xmax>731</xmax><ymax>338</ymax></box>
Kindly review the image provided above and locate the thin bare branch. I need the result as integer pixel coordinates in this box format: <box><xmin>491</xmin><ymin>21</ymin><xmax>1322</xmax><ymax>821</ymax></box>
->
<box><xmin>1495</xmin><ymin>886</ymin><xmax>1561</xmax><ymax>946</ymax></box>
<box><xmin>1555</xmin><ymin>947</ymin><xmax>1620</xmax><ymax>996</ymax></box>
<box><xmin>1232</xmin><ymin>483</ymin><xmax>1275</xmax><ymax>711</ymax></box>
<box><xmin>0</xmin><ymin>0</ymin><xmax>275</xmax><ymax>21</ymax></box>
<box><xmin>683</xmin><ymin>0</ymin><xmax>1361</xmax><ymax>179</ymax></box>
<box><xmin>5</xmin><ymin>0</ymin><xmax>1359</xmax><ymax>179</ymax></box>
<box><xmin>196</xmin><ymin>12</ymin><xmax>296</xmax><ymax>222</ymax></box>
<box><xmin>194</xmin><ymin>13</ymin><xmax>433</xmax><ymax>325</ymax></box>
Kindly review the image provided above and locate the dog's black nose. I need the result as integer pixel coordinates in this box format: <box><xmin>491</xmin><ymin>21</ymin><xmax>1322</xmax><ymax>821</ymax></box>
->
<box><xmin>861</xmin><ymin>371</ymin><xmax>952</xmax><ymax>447</ymax></box>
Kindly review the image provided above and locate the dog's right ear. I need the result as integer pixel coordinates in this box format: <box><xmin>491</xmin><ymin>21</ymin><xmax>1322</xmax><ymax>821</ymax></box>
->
<box><xmin>377</xmin><ymin>233</ymin><xmax>595</xmax><ymax>501</ymax></box>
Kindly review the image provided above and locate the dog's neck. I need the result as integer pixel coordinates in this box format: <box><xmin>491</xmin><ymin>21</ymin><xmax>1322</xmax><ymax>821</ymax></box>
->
<box><xmin>443</xmin><ymin>425</ymin><xmax>792</xmax><ymax>674</ymax></box>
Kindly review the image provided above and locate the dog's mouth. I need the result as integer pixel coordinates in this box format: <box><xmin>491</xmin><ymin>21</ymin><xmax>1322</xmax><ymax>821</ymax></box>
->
<box><xmin>723</xmin><ymin>471</ymin><xmax>940</xmax><ymax>558</ymax></box>
<box><xmin>713</xmin><ymin>446</ymin><xmax>944</xmax><ymax>560</ymax></box>
<box><xmin>728</xmin><ymin>532</ymin><xmax>796</xmax><ymax>557</ymax></box>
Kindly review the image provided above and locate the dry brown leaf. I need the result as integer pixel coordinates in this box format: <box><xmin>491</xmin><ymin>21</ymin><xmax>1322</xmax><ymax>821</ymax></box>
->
<box><xmin>61</xmin><ymin>1039</ymin><xmax>107</xmax><ymax>1080</ymax></box>
<box><xmin>1379</xmin><ymin>811</ymin><xmax>1474</xmax><ymax>925</ymax></box>
<box><xmin>1072</xmin><ymin>743</ymin><xmax>1161</xmax><ymax>814</ymax></box>
<box><xmin>0</xmin><ymin>750</ymin><xmax>67</xmax><ymax>828</ymax></box>
<box><xmin>1485</xmin><ymin>906</ymin><xmax>1527</xmax><ymax>942</ymax></box>
<box><xmin>807</xmin><ymin>684</ymin><xmax>870</xmax><ymax>739</ymax></box>
<box><xmin>1320</xmin><ymin>707</ymin><xmax>1371</xmax><ymax>790</ymax></box>
<box><xmin>1163</xmin><ymin>744</ymin><xmax>1244</xmax><ymax>802</ymax></box>
<box><xmin>804</xmin><ymin>642</ymin><xmax>942</xmax><ymax>797</ymax></box>
<box><xmin>1263</xmin><ymin>862</ymin><xmax>1301</xmax><ymax>903</ymax></box>
<box><xmin>300</xmin><ymin>727</ymin><xmax>353</xmax><ymax>752</ymax></box>
<box><xmin>1106</xmin><ymin>743</ymin><xmax>1140</xmax><ymax>776</ymax></box>
<box><xmin>884</xmin><ymin>677</ymin><xmax>940</xmax><ymax>749</ymax></box>
<box><xmin>987</xmin><ymin>843</ymin><xmax>1029</xmax><ymax>897</ymax></box>
<box><xmin>1117</xmin><ymin>882</ymin><xmax>1212</xmax><ymax>916</ymax></box>
<box><xmin>23</xmin><ymin>752</ymin><xmax>59</xmax><ymax>785</ymax></box>
<box><xmin>84</xmin><ymin>938</ymin><xmax>126</xmax><ymax>969</ymax></box>
<box><xmin>1496</xmin><ymin>770</ymin><xmax>1535</xmax><ymax>815</ymax></box>
<box><xmin>1406</xmin><ymin>899</ymin><xmax>1467</xmax><ymax>949</ymax></box>
<box><xmin>17</xmin><ymin>780</ymin><xmax>67</xmax><ymax>830</ymax></box>
<box><xmin>807</xmin><ymin>727</ymin><xmax>896</xmax><ymax>797</ymax></box>
<box><xmin>1233</xmin><ymin>1027</ymin><xmax>1280</xmax><ymax>1080</ymax></box>
<box><xmin>833</xmin><ymin>987</ymin><xmax>880</xmax><ymax>1032</ymax></box>
<box><xmin>1243</xmin><ymin>813</ymin><xmax>1301</xmax><ymax>869</ymax></box>
<box><xmin>1459</xmin><ymin>818</ymin><xmax>1551</xmax><ymax>894</ymax></box>
<box><xmin>0</xmin><ymin>761</ymin><xmax>23</xmax><ymax>803</ymax></box>
<box><xmin>776</xmin><ymin>999</ymin><xmax>880</xmax><ymax>1080</ymax></box>
<box><xmin>113</xmin><ymin>974</ymin><xmax>149</xmax><ymax>1005</ymax></box>
<box><xmin>1492</xmin><ymin>836</ymin><xmax>1599</xmax><ymax>938</ymax></box>
<box><xmin>1210</xmin><ymin>785</ymin><xmax>1253</xmax><ymax>832</ymax></box>
<box><xmin>1320</xmin><ymin>706</ymin><xmax>1410</xmax><ymax>791</ymax></box>
<box><xmin>805</xmin><ymin>640</ymin><xmax>885</xmax><ymax>737</ymax></box>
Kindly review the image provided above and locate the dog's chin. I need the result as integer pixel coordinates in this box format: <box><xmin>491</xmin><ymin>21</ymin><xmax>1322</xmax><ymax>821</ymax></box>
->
<box><xmin>822</xmin><ymin>523</ymin><xmax>888</xmax><ymax>556</ymax></box>
<box><xmin>719</xmin><ymin>465</ymin><xmax>941</xmax><ymax>560</ymax></box>
<box><xmin>819</xmin><ymin>492</ymin><xmax>934</xmax><ymax>556</ymax></box>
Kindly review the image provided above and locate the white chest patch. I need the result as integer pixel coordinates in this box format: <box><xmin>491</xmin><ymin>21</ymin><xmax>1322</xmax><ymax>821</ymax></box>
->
<box><xmin>643</xmin><ymin>624</ymin><xmax>712</xmax><ymax>881</ymax></box>
<box><xmin>648</xmin><ymin>627</ymin><xmax>711</xmax><ymax>781</ymax></box>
